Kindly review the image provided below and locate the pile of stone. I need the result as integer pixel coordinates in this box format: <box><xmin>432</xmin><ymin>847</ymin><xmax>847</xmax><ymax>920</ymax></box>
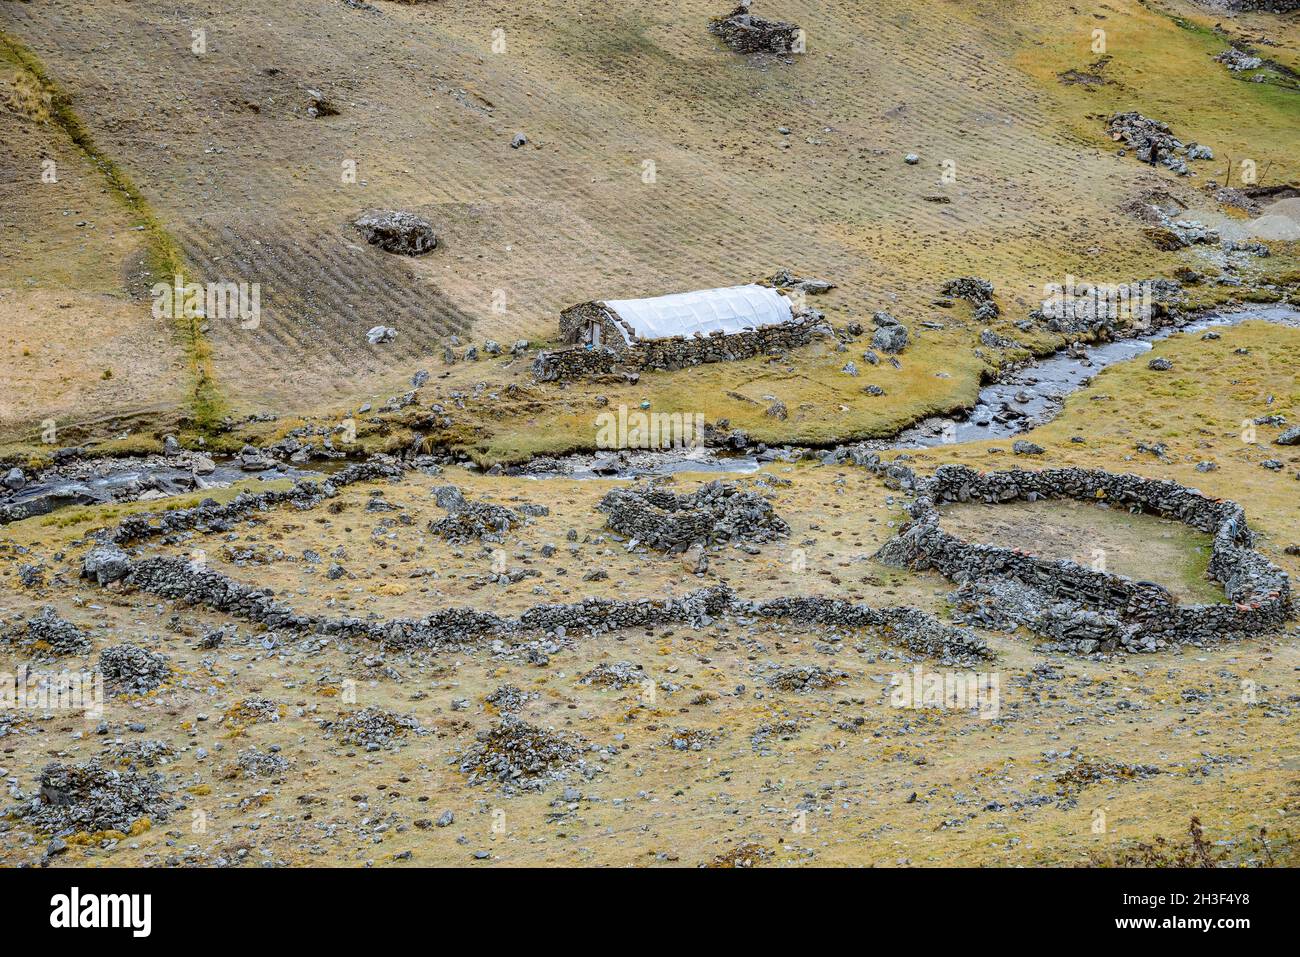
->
<box><xmin>352</xmin><ymin>210</ymin><xmax>438</xmax><ymax>256</ymax></box>
<box><xmin>459</xmin><ymin>716</ymin><xmax>588</xmax><ymax>791</ymax></box>
<box><xmin>941</xmin><ymin>277</ymin><xmax>1000</xmax><ymax>322</ymax></box>
<box><xmin>106</xmin><ymin>740</ymin><xmax>176</xmax><ymax>770</ymax></box>
<box><xmin>1</xmin><ymin>607</ymin><xmax>91</xmax><ymax>657</ymax></box>
<box><xmin>1053</xmin><ymin>754</ymin><xmax>1161</xmax><ymax>795</ymax></box>
<box><xmin>1215</xmin><ymin>47</ymin><xmax>1263</xmax><ymax>72</ymax></box>
<box><xmin>708</xmin><ymin>2</ymin><xmax>802</xmax><ymax>55</ymax></box>
<box><xmin>664</xmin><ymin>727</ymin><xmax>718</xmax><ymax>751</ymax></box>
<box><xmin>751</xmin><ymin>718</ymin><xmax>803</xmax><ymax>752</ymax></box>
<box><xmin>578</xmin><ymin>660</ymin><xmax>645</xmax><ymax>689</ymax></box>
<box><xmin>876</xmin><ymin>463</ymin><xmax>1293</xmax><ymax>653</ymax></box>
<box><xmin>8</xmin><ymin>760</ymin><xmax>173</xmax><ymax>836</ymax></box>
<box><xmin>597</xmin><ymin>480</ymin><xmax>789</xmax><ymax>552</ymax></box>
<box><xmin>1144</xmin><ymin>218</ymin><xmax>1220</xmax><ymax>250</ymax></box>
<box><xmin>427</xmin><ymin>485</ymin><xmax>522</xmax><ymax>544</ymax></box>
<box><xmin>765</xmin><ymin>664</ymin><xmax>846</xmax><ymax>692</ymax></box>
<box><xmin>224</xmin><ymin>696</ymin><xmax>282</xmax><ymax>726</ymax></box>
<box><xmin>485</xmin><ymin>684</ymin><xmax>529</xmax><ymax>712</ymax></box>
<box><xmin>233</xmin><ymin>747</ymin><xmax>290</xmax><ymax>779</ymax></box>
<box><xmin>99</xmin><ymin>644</ymin><xmax>170</xmax><ymax>695</ymax></box>
<box><xmin>870</xmin><ymin>312</ymin><xmax>910</xmax><ymax>354</ymax></box>
<box><xmin>1106</xmin><ymin>112</ymin><xmax>1213</xmax><ymax>174</ymax></box>
<box><xmin>769</xmin><ymin>269</ymin><xmax>834</xmax><ymax>295</ymax></box>
<box><xmin>319</xmin><ymin>706</ymin><xmax>425</xmax><ymax>751</ymax></box>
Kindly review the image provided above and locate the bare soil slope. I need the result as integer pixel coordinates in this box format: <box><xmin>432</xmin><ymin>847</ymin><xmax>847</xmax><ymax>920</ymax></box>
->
<box><xmin>2</xmin><ymin>0</ymin><xmax>1295</xmax><ymax>448</ymax></box>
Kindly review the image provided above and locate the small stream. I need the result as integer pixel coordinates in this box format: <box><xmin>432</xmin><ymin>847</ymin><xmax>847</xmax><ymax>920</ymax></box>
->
<box><xmin>3</xmin><ymin>304</ymin><xmax>1296</xmax><ymax>517</ymax></box>
<box><xmin>892</xmin><ymin>303</ymin><xmax>1300</xmax><ymax>449</ymax></box>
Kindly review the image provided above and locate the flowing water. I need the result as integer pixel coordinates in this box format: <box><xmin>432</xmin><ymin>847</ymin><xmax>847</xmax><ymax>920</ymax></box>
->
<box><xmin>4</xmin><ymin>305</ymin><xmax>1296</xmax><ymax>515</ymax></box>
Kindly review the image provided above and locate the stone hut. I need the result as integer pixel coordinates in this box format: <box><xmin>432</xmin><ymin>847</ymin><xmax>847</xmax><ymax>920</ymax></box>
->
<box><xmin>559</xmin><ymin>285</ymin><xmax>795</xmax><ymax>353</ymax></box>
<box><xmin>537</xmin><ymin>284</ymin><xmax>829</xmax><ymax>381</ymax></box>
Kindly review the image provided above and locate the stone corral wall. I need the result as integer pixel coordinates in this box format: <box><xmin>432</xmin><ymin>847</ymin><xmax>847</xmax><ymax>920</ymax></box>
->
<box><xmin>598</xmin><ymin>480</ymin><xmax>790</xmax><ymax>551</ymax></box>
<box><xmin>875</xmin><ymin>464</ymin><xmax>1293</xmax><ymax>652</ymax></box>
<box><xmin>81</xmin><ymin>550</ymin><xmax>989</xmax><ymax>664</ymax></box>
<box><xmin>1218</xmin><ymin>0</ymin><xmax>1299</xmax><ymax>11</ymax></box>
<box><xmin>107</xmin><ymin>461</ymin><xmax>408</xmax><ymax>544</ymax></box>
<box><xmin>532</xmin><ymin>317</ymin><xmax>831</xmax><ymax>382</ymax></box>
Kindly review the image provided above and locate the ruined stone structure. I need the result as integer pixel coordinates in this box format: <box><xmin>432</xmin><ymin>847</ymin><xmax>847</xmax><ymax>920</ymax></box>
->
<box><xmin>597</xmin><ymin>480</ymin><xmax>789</xmax><ymax>550</ymax></box>
<box><xmin>875</xmin><ymin>464</ymin><xmax>1293</xmax><ymax>653</ymax></box>
<box><xmin>1207</xmin><ymin>0</ymin><xmax>1298</xmax><ymax>10</ymax></box>
<box><xmin>107</xmin><ymin>461</ymin><xmax>408</xmax><ymax>544</ymax></box>
<box><xmin>709</xmin><ymin>3</ymin><xmax>803</xmax><ymax>54</ymax></box>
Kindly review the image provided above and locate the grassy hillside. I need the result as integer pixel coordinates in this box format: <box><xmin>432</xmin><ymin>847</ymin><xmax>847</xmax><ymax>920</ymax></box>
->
<box><xmin>0</xmin><ymin>0</ymin><xmax>1295</xmax><ymax>457</ymax></box>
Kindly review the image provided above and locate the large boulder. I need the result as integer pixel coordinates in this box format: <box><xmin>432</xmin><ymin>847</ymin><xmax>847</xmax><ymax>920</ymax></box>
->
<box><xmin>870</xmin><ymin>312</ymin><xmax>909</xmax><ymax>353</ymax></box>
<box><xmin>82</xmin><ymin>544</ymin><xmax>132</xmax><ymax>586</ymax></box>
<box><xmin>353</xmin><ymin>210</ymin><xmax>438</xmax><ymax>256</ymax></box>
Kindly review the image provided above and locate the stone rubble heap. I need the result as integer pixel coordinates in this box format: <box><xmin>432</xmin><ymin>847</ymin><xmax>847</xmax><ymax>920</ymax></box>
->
<box><xmin>597</xmin><ymin>480</ymin><xmax>790</xmax><ymax>551</ymax></box>
<box><xmin>941</xmin><ymin>277</ymin><xmax>1000</xmax><ymax>322</ymax></box>
<box><xmin>99</xmin><ymin>644</ymin><xmax>170</xmax><ymax>695</ymax></box>
<box><xmin>765</xmin><ymin>664</ymin><xmax>847</xmax><ymax>692</ymax></box>
<box><xmin>318</xmin><ymin>706</ymin><xmax>426</xmax><ymax>751</ymax></box>
<box><xmin>1</xmin><ymin>606</ymin><xmax>92</xmax><ymax>657</ymax></box>
<box><xmin>1106</xmin><ymin>112</ymin><xmax>1214</xmax><ymax>175</ymax></box>
<box><xmin>352</xmin><ymin>210</ymin><xmax>438</xmax><ymax>256</ymax></box>
<box><xmin>458</xmin><ymin>716</ymin><xmax>589</xmax><ymax>792</ymax></box>
<box><xmin>708</xmin><ymin>2</ymin><xmax>803</xmax><ymax>55</ymax></box>
<box><xmin>427</xmin><ymin>485</ymin><xmax>524</xmax><ymax>543</ymax></box>
<box><xmin>875</xmin><ymin>463</ymin><xmax>1293</xmax><ymax>653</ymax></box>
<box><xmin>8</xmin><ymin>759</ymin><xmax>174</xmax><ymax>836</ymax></box>
<box><xmin>233</xmin><ymin>748</ymin><xmax>290</xmax><ymax>779</ymax></box>
<box><xmin>578</xmin><ymin>661</ymin><xmax>646</xmax><ymax>689</ymax></box>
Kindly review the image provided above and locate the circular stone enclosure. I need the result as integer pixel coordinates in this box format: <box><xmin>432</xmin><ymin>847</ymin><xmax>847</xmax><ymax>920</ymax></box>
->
<box><xmin>875</xmin><ymin>465</ymin><xmax>1293</xmax><ymax>652</ymax></box>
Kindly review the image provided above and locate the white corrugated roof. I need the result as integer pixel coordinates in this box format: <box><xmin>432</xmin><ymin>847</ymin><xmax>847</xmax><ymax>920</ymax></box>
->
<box><xmin>603</xmin><ymin>285</ymin><xmax>793</xmax><ymax>342</ymax></box>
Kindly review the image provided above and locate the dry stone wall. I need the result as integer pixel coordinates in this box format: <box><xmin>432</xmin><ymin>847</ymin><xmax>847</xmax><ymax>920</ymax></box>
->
<box><xmin>532</xmin><ymin>317</ymin><xmax>831</xmax><ymax>382</ymax></box>
<box><xmin>81</xmin><ymin>548</ymin><xmax>988</xmax><ymax>664</ymax></box>
<box><xmin>874</xmin><ymin>464</ymin><xmax>1293</xmax><ymax>652</ymax></box>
